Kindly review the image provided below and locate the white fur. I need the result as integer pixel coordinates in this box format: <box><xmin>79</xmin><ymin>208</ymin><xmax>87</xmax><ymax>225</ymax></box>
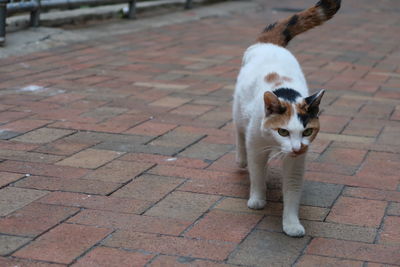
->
<box><xmin>233</xmin><ymin>43</ymin><xmax>311</xmax><ymax>237</ymax></box>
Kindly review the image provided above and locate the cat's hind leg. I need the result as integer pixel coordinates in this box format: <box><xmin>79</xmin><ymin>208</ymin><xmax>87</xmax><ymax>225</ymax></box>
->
<box><xmin>282</xmin><ymin>154</ymin><xmax>306</xmax><ymax>237</ymax></box>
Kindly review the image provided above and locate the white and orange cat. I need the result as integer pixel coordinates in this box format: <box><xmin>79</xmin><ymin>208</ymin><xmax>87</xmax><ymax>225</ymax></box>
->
<box><xmin>233</xmin><ymin>0</ymin><xmax>341</xmax><ymax>237</ymax></box>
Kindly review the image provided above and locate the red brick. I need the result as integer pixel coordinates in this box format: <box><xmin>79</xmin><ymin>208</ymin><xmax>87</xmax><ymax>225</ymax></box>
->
<box><xmin>367</xmin><ymin>263</ymin><xmax>400</xmax><ymax>267</ymax></box>
<box><xmin>318</xmin><ymin>148</ymin><xmax>367</xmax><ymax>166</ymax></box>
<box><xmin>15</xmin><ymin>175</ymin><xmax>120</xmax><ymax>195</ymax></box>
<box><xmin>104</xmin><ymin>231</ymin><xmax>235</xmax><ymax>261</ymax></box>
<box><xmin>145</xmin><ymin>191</ymin><xmax>220</xmax><ymax>221</ymax></box>
<box><xmin>0</xmin><ymin>140</ymin><xmax>39</xmax><ymax>151</ymax></box>
<box><xmin>14</xmin><ymin>223</ymin><xmax>112</xmax><ymax>264</ymax></box>
<box><xmin>119</xmin><ymin>152</ymin><xmax>208</xmax><ymax>168</ymax></box>
<box><xmin>176</xmin><ymin>126</ymin><xmax>233</xmax><ymax>140</ymax></box>
<box><xmin>327</xmin><ymin>197</ymin><xmax>387</xmax><ymax>227</ymax></box>
<box><xmin>82</xmin><ymin>160</ymin><xmax>154</xmax><ymax>183</ymax></box>
<box><xmin>0</xmin><ymin>257</ymin><xmax>66</xmax><ymax>267</ymax></box>
<box><xmin>379</xmin><ymin>216</ymin><xmax>400</xmax><ymax>245</ymax></box>
<box><xmin>0</xmin><ymin>160</ymin><xmax>89</xmax><ymax>179</ymax></box>
<box><xmin>306</xmin><ymin>238</ymin><xmax>400</xmax><ymax>265</ymax></box>
<box><xmin>41</xmin><ymin>93</ymin><xmax>86</xmax><ymax>104</ymax></box>
<box><xmin>358</xmin><ymin>151</ymin><xmax>400</xmax><ymax>177</ymax></box>
<box><xmin>178</xmin><ymin>179</ymin><xmax>248</xmax><ymax>198</ymax></box>
<box><xmin>124</xmin><ymin>121</ymin><xmax>176</xmax><ymax>136</ymax></box>
<box><xmin>203</xmin><ymin>134</ymin><xmax>234</xmax><ymax>145</ymax></box>
<box><xmin>0</xmin><ymin>111</ymin><xmax>30</xmax><ymax>123</ymax></box>
<box><xmin>35</xmin><ymin>139</ymin><xmax>94</xmax><ymax>156</ymax></box>
<box><xmin>56</xmin><ymin>149</ymin><xmax>122</xmax><ymax>169</ymax></box>
<box><xmin>357</xmin><ymin>104</ymin><xmax>394</xmax><ymax>119</ymax></box>
<box><xmin>296</xmin><ymin>255</ymin><xmax>363</xmax><ymax>267</ymax></box>
<box><xmin>309</xmin><ymin>139</ymin><xmax>331</xmax><ymax>154</ymax></box>
<box><xmin>305</xmin><ymin>171</ymin><xmax>399</xmax><ymax>190</ymax></box>
<box><xmin>37</xmin><ymin>191</ymin><xmax>151</xmax><ymax>214</ymax></box>
<box><xmin>388</xmin><ymin>202</ymin><xmax>400</xmax><ymax>216</ymax></box>
<box><xmin>343</xmin><ymin>118</ymin><xmax>384</xmax><ymax>137</ymax></box>
<box><xmin>111</xmin><ymin>174</ymin><xmax>183</xmax><ymax>202</ymax></box>
<box><xmin>68</xmin><ymin>209</ymin><xmax>191</xmax><ymax>235</ymax></box>
<box><xmin>149</xmin><ymin>165</ymin><xmax>245</xmax><ymax>183</ymax></box>
<box><xmin>149</xmin><ymin>255</ymin><xmax>230</xmax><ymax>267</ymax></box>
<box><xmin>307</xmin><ymin>162</ymin><xmax>357</xmax><ymax>175</ymax></box>
<box><xmin>0</xmin><ymin>202</ymin><xmax>79</xmax><ymax>237</ymax></box>
<box><xmin>171</xmin><ymin>104</ymin><xmax>214</xmax><ymax>116</ymax></box>
<box><xmin>0</xmin><ymin>119</ymin><xmax>49</xmax><ymax>133</ymax></box>
<box><xmin>0</xmin><ymin>171</ymin><xmax>24</xmax><ymax>187</ymax></box>
<box><xmin>343</xmin><ymin>187</ymin><xmax>400</xmax><ymax>202</ymax></box>
<box><xmin>319</xmin><ymin>115</ymin><xmax>350</xmax><ymax>133</ymax></box>
<box><xmin>207</xmin><ymin>152</ymin><xmax>241</xmax><ymax>173</ymax></box>
<box><xmin>185</xmin><ymin>210</ymin><xmax>261</xmax><ymax>243</ymax></box>
<box><xmin>150</xmin><ymin>96</ymin><xmax>191</xmax><ymax>108</ymax></box>
<box><xmin>72</xmin><ymin>246</ymin><xmax>153</xmax><ymax>267</ymax></box>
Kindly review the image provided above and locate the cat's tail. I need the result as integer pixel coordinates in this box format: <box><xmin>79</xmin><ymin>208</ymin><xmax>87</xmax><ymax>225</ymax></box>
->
<box><xmin>257</xmin><ymin>0</ymin><xmax>341</xmax><ymax>47</ymax></box>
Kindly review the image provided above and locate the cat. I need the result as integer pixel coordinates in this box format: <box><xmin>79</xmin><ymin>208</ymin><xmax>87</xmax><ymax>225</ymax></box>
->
<box><xmin>233</xmin><ymin>0</ymin><xmax>341</xmax><ymax>237</ymax></box>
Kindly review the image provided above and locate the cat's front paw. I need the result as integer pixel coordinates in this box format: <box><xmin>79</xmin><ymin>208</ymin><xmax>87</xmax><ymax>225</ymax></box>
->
<box><xmin>283</xmin><ymin>222</ymin><xmax>305</xmax><ymax>237</ymax></box>
<box><xmin>247</xmin><ymin>198</ymin><xmax>266</xmax><ymax>210</ymax></box>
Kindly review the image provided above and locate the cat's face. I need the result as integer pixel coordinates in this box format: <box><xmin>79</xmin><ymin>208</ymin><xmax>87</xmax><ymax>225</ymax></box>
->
<box><xmin>263</xmin><ymin>89</ymin><xmax>324</xmax><ymax>156</ymax></box>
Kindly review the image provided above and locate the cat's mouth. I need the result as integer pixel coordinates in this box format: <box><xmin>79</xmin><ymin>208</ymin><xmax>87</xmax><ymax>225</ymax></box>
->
<box><xmin>290</xmin><ymin>150</ymin><xmax>307</xmax><ymax>157</ymax></box>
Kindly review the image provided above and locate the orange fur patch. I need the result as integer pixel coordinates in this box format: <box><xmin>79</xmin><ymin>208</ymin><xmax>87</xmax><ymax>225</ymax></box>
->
<box><xmin>265</xmin><ymin>72</ymin><xmax>280</xmax><ymax>83</ymax></box>
<box><xmin>282</xmin><ymin>76</ymin><xmax>292</xmax><ymax>82</ymax></box>
<box><xmin>264</xmin><ymin>101</ymin><xmax>293</xmax><ymax>129</ymax></box>
<box><xmin>265</xmin><ymin>73</ymin><xmax>292</xmax><ymax>88</ymax></box>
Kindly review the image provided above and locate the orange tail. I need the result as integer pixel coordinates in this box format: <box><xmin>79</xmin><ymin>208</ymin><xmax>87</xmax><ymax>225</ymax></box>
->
<box><xmin>258</xmin><ymin>0</ymin><xmax>341</xmax><ymax>46</ymax></box>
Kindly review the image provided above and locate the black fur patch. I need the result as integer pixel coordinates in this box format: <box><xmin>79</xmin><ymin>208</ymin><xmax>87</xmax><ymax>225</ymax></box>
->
<box><xmin>273</xmin><ymin>88</ymin><xmax>301</xmax><ymax>102</ymax></box>
<box><xmin>297</xmin><ymin>108</ymin><xmax>319</xmax><ymax>127</ymax></box>
<box><xmin>288</xmin><ymin>15</ymin><xmax>299</xmax><ymax>26</ymax></box>
<box><xmin>263</xmin><ymin>22</ymin><xmax>277</xmax><ymax>32</ymax></box>
<box><xmin>315</xmin><ymin>0</ymin><xmax>341</xmax><ymax>17</ymax></box>
<box><xmin>282</xmin><ymin>29</ymin><xmax>292</xmax><ymax>44</ymax></box>
<box><xmin>297</xmin><ymin>113</ymin><xmax>310</xmax><ymax>127</ymax></box>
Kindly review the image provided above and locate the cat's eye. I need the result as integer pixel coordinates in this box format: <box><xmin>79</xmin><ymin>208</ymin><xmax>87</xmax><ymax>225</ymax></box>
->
<box><xmin>303</xmin><ymin>128</ymin><xmax>314</xmax><ymax>137</ymax></box>
<box><xmin>278</xmin><ymin>128</ymin><xmax>290</xmax><ymax>137</ymax></box>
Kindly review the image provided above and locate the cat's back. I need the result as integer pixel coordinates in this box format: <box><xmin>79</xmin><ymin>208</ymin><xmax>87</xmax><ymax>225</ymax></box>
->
<box><xmin>242</xmin><ymin>43</ymin><xmax>298</xmax><ymax>67</ymax></box>
<box><xmin>235</xmin><ymin>43</ymin><xmax>306</xmax><ymax>100</ymax></box>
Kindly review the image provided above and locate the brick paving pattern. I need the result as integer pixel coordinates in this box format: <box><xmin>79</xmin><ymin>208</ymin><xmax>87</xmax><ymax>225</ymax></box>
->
<box><xmin>0</xmin><ymin>0</ymin><xmax>400</xmax><ymax>266</ymax></box>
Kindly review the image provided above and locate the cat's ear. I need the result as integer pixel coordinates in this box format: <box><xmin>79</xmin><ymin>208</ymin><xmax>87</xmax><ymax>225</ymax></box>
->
<box><xmin>305</xmin><ymin>89</ymin><xmax>325</xmax><ymax>117</ymax></box>
<box><xmin>264</xmin><ymin>92</ymin><xmax>285</xmax><ymax>115</ymax></box>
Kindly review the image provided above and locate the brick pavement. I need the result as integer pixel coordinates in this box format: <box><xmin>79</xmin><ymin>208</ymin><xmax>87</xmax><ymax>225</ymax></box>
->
<box><xmin>0</xmin><ymin>0</ymin><xmax>400</xmax><ymax>266</ymax></box>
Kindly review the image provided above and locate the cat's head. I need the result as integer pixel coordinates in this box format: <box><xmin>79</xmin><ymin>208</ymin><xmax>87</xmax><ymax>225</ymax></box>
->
<box><xmin>262</xmin><ymin>88</ymin><xmax>324</xmax><ymax>156</ymax></box>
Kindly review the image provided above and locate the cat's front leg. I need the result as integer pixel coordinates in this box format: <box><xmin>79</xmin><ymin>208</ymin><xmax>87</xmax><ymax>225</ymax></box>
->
<box><xmin>235</xmin><ymin>130</ymin><xmax>247</xmax><ymax>168</ymax></box>
<box><xmin>246</xmin><ymin>139</ymin><xmax>268</xmax><ymax>210</ymax></box>
<box><xmin>282</xmin><ymin>153</ymin><xmax>306</xmax><ymax>237</ymax></box>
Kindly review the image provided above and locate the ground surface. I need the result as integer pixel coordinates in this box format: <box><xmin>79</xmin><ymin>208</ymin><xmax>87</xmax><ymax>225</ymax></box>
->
<box><xmin>0</xmin><ymin>0</ymin><xmax>400</xmax><ymax>266</ymax></box>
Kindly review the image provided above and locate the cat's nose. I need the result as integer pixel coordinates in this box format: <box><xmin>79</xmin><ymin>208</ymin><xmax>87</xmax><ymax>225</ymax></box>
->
<box><xmin>292</xmin><ymin>145</ymin><xmax>301</xmax><ymax>153</ymax></box>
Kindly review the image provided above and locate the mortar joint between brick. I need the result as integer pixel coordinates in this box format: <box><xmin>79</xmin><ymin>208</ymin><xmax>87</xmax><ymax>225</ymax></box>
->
<box><xmin>291</xmin><ymin>235</ymin><xmax>314</xmax><ymax>267</ymax></box>
<box><xmin>104</xmin><ymin>163</ymin><xmax>157</xmax><ymax>197</ymax></box>
<box><xmin>4</xmin><ymin>207</ymin><xmax>82</xmax><ymax>258</ymax></box>
<box><xmin>322</xmin><ymin>183</ymin><xmax>347</xmax><ymax>222</ymax></box>
<box><xmin>68</xmin><ymin>228</ymin><xmax>117</xmax><ymax>266</ymax></box>
<box><xmin>178</xmin><ymin>195</ymin><xmax>225</xmax><ymax>237</ymax></box>
<box><xmin>138</xmin><ymin>177</ymin><xmax>188</xmax><ymax>216</ymax></box>
<box><xmin>372</xmin><ymin>201</ymin><xmax>390</xmax><ymax>244</ymax></box>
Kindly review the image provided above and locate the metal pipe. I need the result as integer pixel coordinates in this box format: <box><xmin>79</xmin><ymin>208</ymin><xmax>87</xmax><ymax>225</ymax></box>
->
<box><xmin>0</xmin><ymin>0</ymin><xmax>7</xmax><ymax>46</ymax></box>
<box><xmin>7</xmin><ymin>0</ymin><xmax>130</xmax><ymax>15</ymax></box>
<box><xmin>185</xmin><ymin>0</ymin><xmax>193</xmax><ymax>9</ymax></box>
<box><xmin>30</xmin><ymin>0</ymin><xmax>40</xmax><ymax>27</ymax></box>
<box><xmin>127</xmin><ymin>0</ymin><xmax>136</xmax><ymax>19</ymax></box>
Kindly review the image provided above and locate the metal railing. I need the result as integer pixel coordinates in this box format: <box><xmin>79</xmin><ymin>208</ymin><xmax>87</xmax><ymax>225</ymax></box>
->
<box><xmin>0</xmin><ymin>0</ymin><xmax>193</xmax><ymax>46</ymax></box>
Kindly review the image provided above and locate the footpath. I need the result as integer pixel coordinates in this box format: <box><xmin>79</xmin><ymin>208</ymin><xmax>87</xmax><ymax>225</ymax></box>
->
<box><xmin>0</xmin><ymin>0</ymin><xmax>399</xmax><ymax>266</ymax></box>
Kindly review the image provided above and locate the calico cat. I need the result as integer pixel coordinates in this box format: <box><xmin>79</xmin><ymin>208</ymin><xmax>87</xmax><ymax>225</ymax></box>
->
<box><xmin>233</xmin><ymin>0</ymin><xmax>341</xmax><ymax>237</ymax></box>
